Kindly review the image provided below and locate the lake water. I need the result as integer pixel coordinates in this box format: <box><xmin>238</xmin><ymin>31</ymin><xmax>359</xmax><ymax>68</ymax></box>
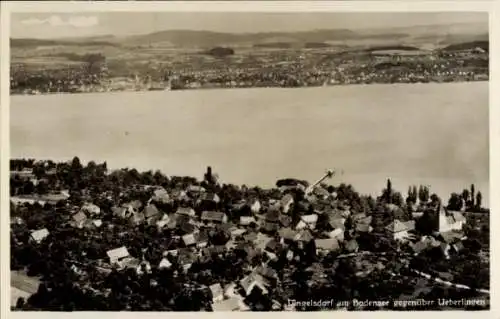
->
<box><xmin>11</xmin><ymin>82</ymin><xmax>489</xmax><ymax>206</ymax></box>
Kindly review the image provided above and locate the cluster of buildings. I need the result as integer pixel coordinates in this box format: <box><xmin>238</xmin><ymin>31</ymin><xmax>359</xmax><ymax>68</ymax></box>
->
<box><xmin>10</xmin><ymin>46</ymin><xmax>488</xmax><ymax>95</ymax></box>
<box><xmin>9</xmin><ymin>163</ymin><xmax>478</xmax><ymax>311</ymax></box>
<box><xmin>9</xmin><ymin>63</ymin><xmax>109</xmax><ymax>95</ymax></box>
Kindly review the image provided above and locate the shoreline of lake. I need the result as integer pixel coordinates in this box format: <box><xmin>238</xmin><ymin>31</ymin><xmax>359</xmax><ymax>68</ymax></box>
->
<box><xmin>9</xmin><ymin>79</ymin><xmax>488</xmax><ymax>97</ymax></box>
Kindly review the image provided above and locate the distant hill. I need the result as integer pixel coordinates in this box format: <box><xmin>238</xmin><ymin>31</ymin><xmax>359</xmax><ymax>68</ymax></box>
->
<box><xmin>205</xmin><ymin>47</ymin><xmax>235</xmax><ymax>57</ymax></box>
<box><xmin>10</xmin><ymin>23</ymin><xmax>488</xmax><ymax>50</ymax></box>
<box><xmin>442</xmin><ymin>40</ymin><xmax>489</xmax><ymax>52</ymax></box>
<box><xmin>122</xmin><ymin>29</ymin><xmax>360</xmax><ymax>48</ymax></box>
<box><xmin>304</xmin><ymin>42</ymin><xmax>332</xmax><ymax>48</ymax></box>
<box><xmin>365</xmin><ymin>45</ymin><xmax>420</xmax><ymax>52</ymax></box>
<box><xmin>10</xmin><ymin>38</ymin><xmax>118</xmax><ymax>48</ymax></box>
<box><xmin>254</xmin><ymin>42</ymin><xmax>293</xmax><ymax>49</ymax></box>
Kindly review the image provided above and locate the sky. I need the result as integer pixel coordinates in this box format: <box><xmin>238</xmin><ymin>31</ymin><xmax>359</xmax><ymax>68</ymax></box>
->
<box><xmin>11</xmin><ymin>12</ymin><xmax>488</xmax><ymax>39</ymax></box>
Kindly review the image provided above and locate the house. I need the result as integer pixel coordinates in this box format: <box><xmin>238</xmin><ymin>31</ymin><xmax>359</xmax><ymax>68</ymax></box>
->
<box><xmin>355</xmin><ymin>215</ymin><xmax>373</xmax><ymax>227</ymax></box>
<box><xmin>71</xmin><ymin>211</ymin><xmax>87</xmax><ymax>229</ymax></box>
<box><xmin>11</xmin><ymin>168</ymin><xmax>35</xmax><ymax>180</ymax></box>
<box><xmin>279</xmin><ymin>215</ymin><xmax>292</xmax><ymax>227</ymax></box>
<box><xmin>143</xmin><ymin>204</ymin><xmax>160</xmax><ymax>223</ymax></box>
<box><xmin>183</xmin><ymin>233</ymin><xmax>197</xmax><ymax>247</ymax></box>
<box><xmin>223</xmin><ymin>282</ymin><xmax>238</xmax><ymax>298</ymax></box>
<box><xmin>187</xmin><ymin>185</ymin><xmax>206</xmax><ymax>194</ymax></box>
<box><xmin>355</xmin><ymin>223</ymin><xmax>373</xmax><ymax>233</ymax></box>
<box><xmin>264</xmin><ymin>208</ymin><xmax>280</xmax><ymax>222</ymax></box>
<box><xmin>152</xmin><ymin>188</ymin><xmax>170</xmax><ymax>203</ymax></box>
<box><xmin>84</xmin><ymin>218</ymin><xmax>103</xmax><ymax>230</ymax></box>
<box><xmin>158</xmin><ymin>258</ymin><xmax>172</xmax><ymax>269</ymax></box>
<box><xmin>171</xmin><ymin>189</ymin><xmax>189</xmax><ymax>202</ymax></box>
<box><xmin>243</xmin><ymin>232</ymin><xmax>258</xmax><ymax>242</ymax></box>
<box><xmin>262</xmin><ymin>221</ymin><xmax>279</xmax><ymax>233</ymax></box>
<box><xmin>204</xmin><ymin>245</ymin><xmax>227</xmax><ymax>256</ymax></box>
<box><xmin>112</xmin><ymin>206</ymin><xmax>129</xmax><ymax>219</ymax></box>
<box><xmin>451</xmin><ymin>241</ymin><xmax>465</xmax><ymax>254</ymax></box>
<box><xmin>412</xmin><ymin>211</ymin><xmax>425</xmax><ymax>219</ymax></box>
<box><xmin>125</xmin><ymin>200</ymin><xmax>143</xmax><ymax>213</ymax></box>
<box><xmin>328</xmin><ymin>228</ymin><xmax>345</xmax><ymax>241</ymax></box>
<box><xmin>315</xmin><ymin>238</ymin><xmax>340</xmax><ymax>255</ymax></box>
<box><xmin>240</xmin><ymin>216</ymin><xmax>257</xmax><ymax>226</ymax></box>
<box><xmin>230</xmin><ymin>228</ymin><xmax>247</xmax><ymax>238</ymax></box>
<box><xmin>254</xmin><ymin>233</ymin><xmax>273</xmax><ymax>250</ymax></box>
<box><xmin>42</xmin><ymin>192</ymin><xmax>70</xmax><ymax>205</ymax></box>
<box><xmin>256</xmin><ymin>265</ymin><xmax>278</xmax><ymax>280</ymax></box>
<box><xmin>295</xmin><ymin>214</ymin><xmax>318</xmax><ymax>230</ymax></box>
<box><xmin>129</xmin><ymin>211</ymin><xmax>146</xmax><ymax>225</ymax></box>
<box><xmin>10</xmin><ymin>216</ymin><xmax>24</xmax><ymax>225</ymax></box>
<box><xmin>265</xmin><ymin>239</ymin><xmax>282</xmax><ymax>253</ymax></box>
<box><xmin>278</xmin><ymin>227</ymin><xmax>298</xmax><ymax>244</ymax></box>
<box><xmin>176</xmin><ymin>207</ymin><xmax>196</xmax><ymax>218</ymax></box>
<box><xmin>411</xmin><ymin>236</ymin><xmax>440</xmax><ymax>255</ymax></box>
<box><xmin>386</xmin><ymin>220</ymin><xmax>415</xmax><ymax>241</ymax></box>
<box><xmin>294</xmin><ymin>229</ymin><xmax>314</xmax><ymax>243</ymax></box>
<box><xmin>438</xmin><ymin>230</ymin><xmax>465</xmax><ymax>244</ymax></box>
<box><xmin>30</xmin><ymin>228</ymin><xmax>49</xmax><ymax>244</ymax></box>
<box><xmin>438</xmin><ymin>205</ymin><xmax>466</xmax><ymax>233</ymax></box>
<box><xmin>178</xmin><ymin>250</ymin><xmax>197</xmax><ymax>271</ymax></box>
<box><xmin>312</xmin><ymin>186</ymin><xmax>330</xmax><ymax>199</ymax></box>
<box><xmin>106</xmin><ymin>246</ymin><xmax>131</xmax><ymax>267</ymax></box>
<box><xmin>177</xmin><ymin>215</ymin><xmax>195</xmax><ymax>232</ymax></box>
<box><xmin>240</xmin><ymin>273</ymin><xmax>269</xmax><ymax>296</ymax></box>
<box><xmin>11</xmin><ymin>271</ymin><xmax>41</xmax><ymax>307</ymax></box>
<box><xmin>196</xmin><ymin>230</ymin><xmax>210</xmax><ymax>248</ymax></box>
<box><xmin>198</xmin><ymin>192</ymin><xmax>220</xmax><ymax>204</ymax></box>
<box><xmin>280</xmin><ymin>194</ymin><xmax>294</xmax><ymax>213</ymax></box>
<box><xmin>440</xmin><ymin>243</ymin><xmax>452</xmax><ymax>259</ymax></box>
<box><xmin>249</xmin><ymin>198</ymin><xmax>261</xmax><ymax>213</ymax></box>
<box><xmin>164</xmin><ymin>249</ymin><xmax>178</xmax><ymax>257</ymax></box>
<box><xmin>156</xmin><ymin>214</ymin><xmax>171</xmax><ymax>229</ymax></box>
<box><xmin>135</xmin><ymin>260</ymin><xmax>152</xmax><ymax>275</ymax></box>
<box><xmin>209</xmin><ymin>283</ymin><xmax>224</xmax><ymax>303</ymax></box>
<box><xmin>201</xmin><ymin>211</ymin><xmax>228</xmax><ymax>224</ymax></box>
<box><xmin>81</xmin><ymin>203</ymin><xmax>101</xmax><ymax>215</ymax></box>
<box><xmin>345</xmin><ymin>239</ymin><xmax>359</xmax><ymax>253</ymax></box>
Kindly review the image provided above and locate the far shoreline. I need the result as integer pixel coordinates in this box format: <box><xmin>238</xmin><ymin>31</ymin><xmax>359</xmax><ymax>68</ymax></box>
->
<box><xmin>9</xmin><ymin>155</ymin><xmax>490</xmax><ymax>209</ymax></box>
<box><xmin>9</xmin><ymin>79</ymin><xmax>489</xmax><ymax>98</ymax></box>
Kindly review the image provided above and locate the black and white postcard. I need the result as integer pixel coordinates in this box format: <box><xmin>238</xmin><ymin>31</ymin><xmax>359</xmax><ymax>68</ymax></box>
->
<box><xmin>1</xmin><ymin>0</ymin><xmax>496</xmax><ymax>315</ymax></box>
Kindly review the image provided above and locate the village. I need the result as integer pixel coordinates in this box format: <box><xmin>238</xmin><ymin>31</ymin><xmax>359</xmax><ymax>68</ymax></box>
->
<box><xmin>9</xmin><ymin>44</ymin><xmax>488</xmax><ymax>95</ymax></box>
<box><xmin>9</xmin><ymin>158</ymin><xmax>490</xmax><ymax>311</ymax></box>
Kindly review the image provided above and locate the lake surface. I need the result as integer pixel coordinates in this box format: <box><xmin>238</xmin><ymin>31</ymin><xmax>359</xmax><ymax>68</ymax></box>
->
<box><xmin>11</xmin><ymin>82</ymin><xmax>489</xmax><ymax>206</ymax></box>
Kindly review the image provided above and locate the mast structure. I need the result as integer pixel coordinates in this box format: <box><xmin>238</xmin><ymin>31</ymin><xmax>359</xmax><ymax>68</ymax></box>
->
<box><xmin>305</xmin><ymin>169</ymin><xmax>336</xmax><ymax>195</ymax></box>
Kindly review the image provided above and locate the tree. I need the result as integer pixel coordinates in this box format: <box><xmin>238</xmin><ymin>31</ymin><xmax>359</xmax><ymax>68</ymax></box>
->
<box><xmin>383</xmin><ymin>179</ymin><xmax>393</xmax><ymax>203</ymax></box>
<box><xmin>462</xmin><ymin>189</ymin><xmax>470</xmax><ymax>203</ymax></box>
<box><xmin>407</xmin><ymin>186</ymin><xmax>417</xmax><ymax>205</ymax></box>
<box><xmin>16</xmin><ymin>297</ymin><xmax>25</xmax><ymax>309</ymax></box>
<box><xmin>391</xmin><ymin>192</ymin><xmax>404</xmax><ymax>207</ymax></box>
<box><xmin>470</xmin><ymin>184</ymin><xmax>476</xmax><ymax>207</ymax></box>
<box><xmin>430</xmin><ymin>193</ymin><xmax>440</xmax><ymax>207</ymax></box>
<box><xmin>418</xmin><ymin>185</ymin><xmax>429</xmax><ymax>203</ymax></box>
<box><xmin>476</xmin><ymin>192</ymin><xmax>482</xmax><ymax>210</ymax></box>
<box><xmin>36</xmin><ymin>180</ymin><xmax>49</xmax><ymax>195</ymax></box>
<box><xmin>83</xmin><ymin>53</ymin><xmax>106</xmax><ymax>75</ymax></box>
<box><xmin>447</xmin><ymin>193</ymin><xmax>463</xmax><ymax>211</ymax></box>
<box><xmin>71</xmin><ymin>156</ymin><xmax>83</xmax><ymax>171</ymax></box>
